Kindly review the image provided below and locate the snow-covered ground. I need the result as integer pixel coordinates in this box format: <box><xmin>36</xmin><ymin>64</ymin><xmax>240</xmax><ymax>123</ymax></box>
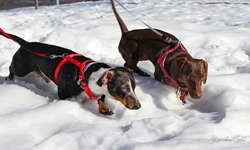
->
<box><xmin>0</xmin><ymin>0</ymin><xmax>250</xmax><ymax>149</ymax></box>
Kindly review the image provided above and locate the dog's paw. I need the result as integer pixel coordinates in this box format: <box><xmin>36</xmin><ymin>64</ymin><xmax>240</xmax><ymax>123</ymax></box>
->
<box><xmin>100</xmin><ymin>110</ymin><xmax>114</xmax><ymax>116</ymax></box>
<box><xmin>133</xmin><ymin>66</ymin><xmax>150</xmax><ymax>77</ymax></box>
<box><xmin>180</xmin><ymin>98</ymin><xmax>187</xmax><ymax>105</ymax></box>
<box><xmin>5</xmin><ymin>76</ymin><xmax>14</xmax><ymax>81</ymax></box>
<box><xmin>141</xmin><ymin>72</ymin><xmax>150</xmax><ymax>77</ymax></box>
<box><xmin>44</xmin><ymin>78</ymin><xmax>50</xmax><ymax>83</ymax></box>
<box><xmin>137</xmin><ymin>71</ymin><xmax>150</xmax><ymax>77</ymax></box>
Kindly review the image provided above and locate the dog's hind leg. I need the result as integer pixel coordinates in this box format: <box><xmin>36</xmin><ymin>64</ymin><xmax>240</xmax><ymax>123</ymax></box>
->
<box><xmin>124</xmin><ymin>61</ymin><xmax>150</xmax><ymax>77</ymax></box>
<box><xmin>5</xmin><ymin>67</ymin><xmax>15</xmax><ymax>81</ymax></box>
<box><xmin>6</xmin><ymin>54</ymin><xmax>32</xmax><ymax>81</ymax></box>
<box><xmin>32</xmin><ymin>71</ymin><xmax>50</xmax><ymax>83</ymax></box>
<box><xmin>119</xmin><ymin>41</ymin><xmax>150</xmax><ymax>77</ymax></box>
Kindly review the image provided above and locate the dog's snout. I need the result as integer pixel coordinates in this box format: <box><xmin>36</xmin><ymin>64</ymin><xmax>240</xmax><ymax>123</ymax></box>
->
<box><xmin>194</xmin><ymin>92</ymin><xmax>202</xmax><ymax>99</ymax></box>
<box><xmin>133</xmin><ymin>101</ymin><xmax>141</xmax><ymax>109</ymax></box>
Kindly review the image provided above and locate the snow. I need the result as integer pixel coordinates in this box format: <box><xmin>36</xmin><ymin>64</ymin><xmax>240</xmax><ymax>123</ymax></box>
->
<box><xmin>0</xmin><ymin>0</ymin><xmax>250</xmax><ymax>149</ymax></box>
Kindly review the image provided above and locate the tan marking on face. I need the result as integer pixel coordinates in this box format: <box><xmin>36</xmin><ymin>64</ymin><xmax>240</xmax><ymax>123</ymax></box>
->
<box><xmin>112</xmin><ymin>95</ymin><xmax>138</xmax><ymax>109</ymax></box>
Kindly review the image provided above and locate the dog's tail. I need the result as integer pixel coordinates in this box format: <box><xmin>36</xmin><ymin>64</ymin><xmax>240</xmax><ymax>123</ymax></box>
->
<box><xmin>111</xmin><ymin>0</ymin><xmax>129</xmax><ymax>34</ymax></box>
<box><xmin>0</xmin><ymin>29</ymin><xmax>27</xmax><ymax>46</ymax></box>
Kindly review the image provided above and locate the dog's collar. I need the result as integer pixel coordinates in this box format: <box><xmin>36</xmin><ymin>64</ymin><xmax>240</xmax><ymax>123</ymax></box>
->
<box><xmin>84</xmin><ymin>61</ymin><xmax>97</xmax><ymax>73</ymax></box>
<box><xmin>157</xmin><ymin>42</ymin><xmax>188</xmax><ymax>88</ymax></box>
<box><xmin>77</xmin><ymin>74</ymin><xmax>100</xmax><ymax>97</ymax></box>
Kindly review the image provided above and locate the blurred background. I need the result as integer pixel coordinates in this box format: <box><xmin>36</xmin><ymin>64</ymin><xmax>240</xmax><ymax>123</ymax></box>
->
<box><xmin>0</xmin><ymin>0</ymin><xmax>100</xmax><ymax>10</ymax></box>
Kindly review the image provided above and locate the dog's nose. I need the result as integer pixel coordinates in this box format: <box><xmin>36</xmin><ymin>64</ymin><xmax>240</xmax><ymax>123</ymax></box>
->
<box><xmin>194</xmin><ymin>92</ymin><xmax>202</xmax><ymax>99</ymax></box>
<box><xmin>133</xmin><ymin>102</ymin><xmax>141</xmax><ymax>109</ymax></box>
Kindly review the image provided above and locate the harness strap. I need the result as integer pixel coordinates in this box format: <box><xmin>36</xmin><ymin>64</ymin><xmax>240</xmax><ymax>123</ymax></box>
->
<box><xmin>54</xmin><ymin>54</ymin><xmax>98</xmax><ymax>100</ymax></box>
<box><xmin>157</xmin><ymin>43</ymin><xmax>188</xmax><ymax>87</ymax></box>
<box><xmin>54</xmin><ymin>54</ymin><xmax>82</xmax><ymax>85</ymax></box>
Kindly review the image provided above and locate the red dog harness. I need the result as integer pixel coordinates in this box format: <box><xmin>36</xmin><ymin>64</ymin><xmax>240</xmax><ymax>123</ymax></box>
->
<box><xmin>157</xmin><ymin>43</ymin><xmax>188</xmax><ymax>87</ymax></box>
<box><xmin>0</xmin><ymin>28</ymin><xmax>98</xmax><ymax>100</ymax></box>
<box><xmin>54</xmin><ymin>54</ymin><xmax>98</xmax><ymax>100</ymax></box>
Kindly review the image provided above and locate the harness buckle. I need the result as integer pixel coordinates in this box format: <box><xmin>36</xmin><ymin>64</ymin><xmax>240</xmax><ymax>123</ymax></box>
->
<box><xmin>166</xmin><ymin>37</ymin><xmax>172</xmax><ymax>43</ymax></box>
<box><xmin>50</xmin><ymin>53</ymin><xmax>68</xmax><ymax>59</ymax></box>
<box><xmin>81</xmin><ymin>80</ymin><xmax>87</xmax><ymax>88</ymax></box>
<box><xmin>165</xmin><ymin>37</ymin><xmax>180</xmax><ymax>44</ymax></box>
<box><xmin>49</xmin><ymin>54</ymin><xmax>57</xmax><ymax>59</ymax></box>
<box><xmin>77</xmin><ymin>75</ymin><xmax>87</xmax><ymax>87</ymax></box>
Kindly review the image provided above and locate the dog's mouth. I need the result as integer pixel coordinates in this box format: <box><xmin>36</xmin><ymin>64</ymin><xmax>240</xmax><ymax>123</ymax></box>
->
<box><xmin>177</xmin><ymin>80</ymin><xmax>187</xmax><ymax>88</ymax></box>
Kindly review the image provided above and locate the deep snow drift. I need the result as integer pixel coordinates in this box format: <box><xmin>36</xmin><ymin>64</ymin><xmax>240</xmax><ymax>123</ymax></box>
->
<box><xmin>0</xmin><ymin>0</ymin><xmax>250</xmax><ymax>149</ymax></box>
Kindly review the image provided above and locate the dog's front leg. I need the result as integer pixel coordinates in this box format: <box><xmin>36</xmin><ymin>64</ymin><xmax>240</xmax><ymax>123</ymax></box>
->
<box><xmin>180</xmin><ymin>88</ymin><xmax>188</xmax><ymax>104</ymax></box>
<box><xmin>58</xmin><ymin>87</ymin><xmax>70</xmax><ymax>100</ymax></box>
<box><xmin>98</xmin><ymin>95</ymin><xmax>114</xmax><ymax>115</ymax></box>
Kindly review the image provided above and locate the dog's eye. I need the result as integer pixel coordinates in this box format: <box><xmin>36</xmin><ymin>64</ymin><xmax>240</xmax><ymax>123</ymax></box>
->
<box><xmin>121</xmin><ymin>85</ymin><xmax>130</xmax><ymax>93</ymax></box>
<box><xmin>122</xmin><ymin>87</ymin><xmax>128</xmax><ymax>92</ymax></box>
<box><xmin>188</xmin><ymin>73</ymin><xmax>196</xmax><ymax>80</ymax></box>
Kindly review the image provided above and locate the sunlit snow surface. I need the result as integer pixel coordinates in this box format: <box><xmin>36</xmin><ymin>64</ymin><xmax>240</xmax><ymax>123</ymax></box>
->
<box><xmin>0</xmin><ymin>0</ymin><xmax>250</xmax><ymax>149</ymax></box>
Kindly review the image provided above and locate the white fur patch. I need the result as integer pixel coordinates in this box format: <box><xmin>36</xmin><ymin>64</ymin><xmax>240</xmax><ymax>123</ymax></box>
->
<box><xmin>76</xmin><ymin>67</ymin><xmax>111</xmax><ymax>100</ymax></box>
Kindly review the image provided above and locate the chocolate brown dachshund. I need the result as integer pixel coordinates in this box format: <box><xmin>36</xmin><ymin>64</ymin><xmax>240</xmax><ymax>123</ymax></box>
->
<box><xmin>111</xmin><ymin>0</ymin><xmax>208</xmax><ymax>103</ymax></box>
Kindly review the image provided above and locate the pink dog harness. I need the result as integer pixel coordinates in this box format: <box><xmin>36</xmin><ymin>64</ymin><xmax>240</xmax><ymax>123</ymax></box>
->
<box><xmin>156</xmin><ymin>43</ymin><xmax>188</xmax><ymax>87</ymax></box>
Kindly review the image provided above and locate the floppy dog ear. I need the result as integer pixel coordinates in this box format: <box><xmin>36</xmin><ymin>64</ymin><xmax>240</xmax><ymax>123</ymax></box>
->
<box><xmin>97</xmin><ymin>70</ymin><xmax>115</xmax><ymax>87</ymax></box>
<box><xmin>171</xmin><ymin>57</ymin><xmax>187</xmax><ymax>80</ymax></box>
<box><xmin>202</xmin><ymin>60</ymin><xmax>208</xmax><ymax>84</ymax></box>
